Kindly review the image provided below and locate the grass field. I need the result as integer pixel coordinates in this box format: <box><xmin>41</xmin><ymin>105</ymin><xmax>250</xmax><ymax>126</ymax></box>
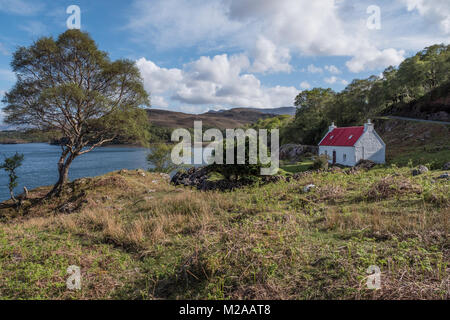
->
<box><xmin>0</xmin><ymin>164</ymin><xmax>448</xmax><ymax>299</ymax></box>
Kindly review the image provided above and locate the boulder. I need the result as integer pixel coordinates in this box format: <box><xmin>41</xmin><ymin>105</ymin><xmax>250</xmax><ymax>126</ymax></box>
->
<box><xmin>437</xmin><ymin>173</ymin><xmax>449</xmax><ymax>179</ymax></box>
<box><xmin>303</xmin><ymin>184</ymin><xmax>316</xmax><ymax>193</ymax></box>
<box><xmin>279</xmin><ymin>144</ymin><xmax>318</xmax><ymax>161</ymax></box>
<box><xmin>412</xmin><ymin>165</ymin><xmax>429</xmax><ymax>176</ymax></box>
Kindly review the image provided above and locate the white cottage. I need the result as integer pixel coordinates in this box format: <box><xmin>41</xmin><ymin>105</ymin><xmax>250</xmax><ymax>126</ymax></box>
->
<box><xmin>318</xmin><ymin>120</ymin><xmax>385</xmax><ymax>166</ymax></box>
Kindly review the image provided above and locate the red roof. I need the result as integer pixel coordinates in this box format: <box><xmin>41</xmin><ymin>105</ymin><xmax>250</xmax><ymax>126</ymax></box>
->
<box><xmin>319</xmin><ymin>126</ymin><xmax>364</xmax><ymax>146</ymax></box>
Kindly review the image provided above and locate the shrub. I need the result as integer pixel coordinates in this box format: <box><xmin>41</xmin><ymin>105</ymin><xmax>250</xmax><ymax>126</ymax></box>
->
<box><xmin>147</xmin><ymin>144</ymin><xmax>180</xmax><ymax>173</ymax></box>
<box><xmin>312</xmin><ymin>154</ymin><xmax>329</xmax><ymax>170</ymax></box>
<box><xmin>0</xmin><ymin>152</ymin><xmax>24</xmax><ymax>202</ymax></box>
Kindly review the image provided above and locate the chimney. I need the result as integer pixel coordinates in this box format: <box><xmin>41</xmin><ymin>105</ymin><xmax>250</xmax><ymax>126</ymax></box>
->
<box><xmin>329</xmin><ymin>122</ymin><xmax>337</xmax><ymax>132</ymax></box>
<box><xmin>364</xmin><ymin>119</ymin><xmax>373</xmax><ymax>132</ymax></box>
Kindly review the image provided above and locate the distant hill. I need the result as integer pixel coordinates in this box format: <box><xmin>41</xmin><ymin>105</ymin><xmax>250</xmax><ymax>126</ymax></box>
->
<box><xmin>208</xmin><ymin>106</ymin><xmax>296</xmax><ymax>116</ymax></box>
<box><xmin>147</xmin><ymin>108</ymin><xmax>281</xmax><ymax>129</ymax></box>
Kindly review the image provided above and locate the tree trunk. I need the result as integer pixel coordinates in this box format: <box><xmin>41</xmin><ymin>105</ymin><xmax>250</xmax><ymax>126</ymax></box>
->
<box><xmin>46</xmin><ymin>152</ymin><xmax>75</xmax><ymax>197</ymax></box>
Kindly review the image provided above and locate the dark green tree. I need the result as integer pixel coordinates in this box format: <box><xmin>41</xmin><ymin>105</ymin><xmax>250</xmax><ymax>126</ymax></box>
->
<box><xmin>0</xmin><ymin>153</ymin><xmax>24</xmax><ymax>203</ymax></box>
<box><xmin>2</xmin><ymin>30</ymin><xmax>150</xmax><ymax>196</ymax></box>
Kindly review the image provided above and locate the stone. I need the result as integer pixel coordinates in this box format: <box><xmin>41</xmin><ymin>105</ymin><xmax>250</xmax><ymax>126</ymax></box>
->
<box><xmin>437</xmin><ymin>173</ymin><xmax>449</xmax><ymax>179</ymax></box>
<box><xmin>412</xmin><ymin>165</ymin><xmax>428</xmax><ymax>176</ymax></box>
<box><xmin>303</xmin><ymin>184</ymin><xmax>316</xmax><ymax>193</ymax></box>
<box><xmin>443</xmin><ymin>162</ymin><xmax>450</xmax><ymax>170</ymax></box>
<box><xmin>279</xmin><ymin>144</ymin><xmax>318</xmax><ymax>161</ymax></box>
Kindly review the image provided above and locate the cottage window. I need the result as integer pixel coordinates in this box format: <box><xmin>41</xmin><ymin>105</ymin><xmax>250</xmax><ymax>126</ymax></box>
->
<box><xmin>343</xmin><ymin>154</ymin><xmax>347</xmax><ymax>162</ymax></box>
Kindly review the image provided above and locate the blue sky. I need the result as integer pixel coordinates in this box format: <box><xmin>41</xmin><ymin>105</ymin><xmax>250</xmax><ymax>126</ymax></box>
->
<box><xmin>0</xmin><ymin>0</ymin><xmax>449</xmax><ymax>120</ymax></box>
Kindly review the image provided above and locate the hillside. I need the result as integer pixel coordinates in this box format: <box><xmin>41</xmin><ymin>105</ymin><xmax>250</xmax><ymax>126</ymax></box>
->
<box><xmin>208</xmin><ymin>106</ymin><xmax>296</xmax><ymax>116</ymax></box>
<box><xmin>385</xmin><ymin>82</ymin><xmax>450</xmax><ymax>121</ymax></box>
<box><xmin>146</xmin><ymin>108</ymin><xmax>282</xmax><ymax>129</ymax></box>
<box><xmin>0</xmin><ymin>162</ymin><xmax>448</xmax><ymax>299</ymax></box>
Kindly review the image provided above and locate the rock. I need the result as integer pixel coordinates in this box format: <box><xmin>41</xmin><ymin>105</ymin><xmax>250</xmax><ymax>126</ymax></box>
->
<box><xmin>279</xmin><ymin>144</ymin><xmax>318</xmax><ymax>161</ymax></box>
<box><xmin>136</xmin><ymin>169</ymin><xmax>146</xmax><ymax>177</ymax></box>
<box><xmin>443</xmin><ymin>162</ymin><xmax>450</xmax><ymax>170</ymax></box>
<box><xmin>146</xmin><ymin>189</ymin><xmax>156</xmax><ymax>193</ymax></box>
<box><xmin>159</xmin><ymin>173</ymin><xmax>171</xmax><ymax>181</ymax></box>
<box><xmin>437</xmin><ymin>173</ymin><xmax>449</xmax><ymax>179</ymax></box>
<box><xmin>292</xmin><ymin>171</ymin><xmax>312</xmax><ymax>180</ymax></box>
<box><xmin>303</xmin><ymin>184</ymin><xmax>315</xmax><ymax>193</ymax></box>
<box><xmin>171</xmin><ymin>166</ymin><xmax>259</xmax><ymax>191</ymax></box>
<box><xmin>412</xmin><ymin>165</ymin><xmax>429</xmax><ymax>176</ymax></box>
<box><xmin>352</xmin><ymin>160</ymin><xmax>377</xmax><ymax>171</ymax></box>
<box><xmin>261</xmin><ymin>175</ymin><xmax>286</xmax><ymax>184</ymax></box>
<box><xmin>329</xmin><ymin>166</ymin><xmax>343</xmax><ymax>173</ymax></box>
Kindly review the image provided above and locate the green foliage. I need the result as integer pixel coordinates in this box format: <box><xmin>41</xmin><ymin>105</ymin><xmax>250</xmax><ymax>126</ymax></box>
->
<box><xmin>148</xmin><ymin>125</ymin><xmax>172</xmax><ymax>143</ymax></box>
<box><xmin>280</xmin><ymin>160</ymin><xmax>314</xmax><ymax>173</ymax></box>
<box><xmin>0</xmin><ymin>129</ymin><xmax>61</xmax><ymax>144</ymax></box>
<box><xmin>282</xmin><ymin>44</ymin><xmax>450</xmax><ymax>145</ymax></box>
<box><xmin>0</xmin><ymin>152</ymin><xmax>24</xmax><ymax>201</ymax></box>
<box><xmin>312</xmin><ymin>154</ymin><xmax>329</xmax><ymax>170</ymax></box>
<box><xmin>246</xmin><ymin>115</ymin><xmax>293</xmax><ymax>130</ymax></box>
<box><xmin>147</xmin><ymin>144</ymin><xmax>179</xmax><ymax>173</ymax></box>
<box><xmin>284</xmin><ymin>88</ymin><xmax>335</xmax><ymax>145</ymax></box>
<box><xmin>208</xmin><ymin>136</ymin><xmax>263</xmax><ymax>181</ymax></box>
<box><xmin>1</xmin><ymin>30</ymin><xmax>150</xmax><ymax>194</ymax></box>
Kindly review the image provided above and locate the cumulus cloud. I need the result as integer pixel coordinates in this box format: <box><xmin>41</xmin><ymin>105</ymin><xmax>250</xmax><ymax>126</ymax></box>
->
<box><xmin>324</xmin><ymin>76</ymin><xmax>348</xmax><ymax>85</ymax></box>
<box><xmin>127</xmin><ymin>0</ymin><xmax>241</xmax><ymax>49</ymax></box>
<box><xmin>128</xmin><ymin>0</ymin><xmax>417</xmax><ymax>74</ymax></box>
<box><xmin>300</xmin><ymin>81</ymin><xmax>311</xmax><ymax>89</ymax></box>
<box><xmin>136</xmin><ymin>55</ymin><xmax>298</xmax><ymax>111</ymax></box>
<box><xmin>324</xmin><ymin>65</ymin><xmax>341</xmax><ymax>74</ymax></box>
<box><xmin>307</xmin><ymin>64</ymin><xmax>323</xmax><ymax>74</ymax></box>
<box><xmin>346</xmin><ymin>48</ymin><xmax>405</xmax><ymax>73</ymax></box>
<box><xmin>250</xmin><ymin>37</ymin><xmax>292</xmax><ymax>73</ymax></box>
<box><xmin>402</xmin><ymin>0</ymin><xmax>450</xmax><ymax>34</ymax></box>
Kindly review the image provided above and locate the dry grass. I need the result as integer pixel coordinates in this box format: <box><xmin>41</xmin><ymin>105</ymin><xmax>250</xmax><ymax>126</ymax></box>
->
<box><xmin>0</xmin><ymin>166</ymin><xmax>449</xmax><ymax>299</ymax></box>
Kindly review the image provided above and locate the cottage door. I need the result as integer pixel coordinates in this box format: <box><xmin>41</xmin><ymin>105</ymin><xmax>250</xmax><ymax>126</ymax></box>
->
<box><xmin>332</xmin><ymin>150</ymin><xmax>336</xmax><ymax>164</ymax></box>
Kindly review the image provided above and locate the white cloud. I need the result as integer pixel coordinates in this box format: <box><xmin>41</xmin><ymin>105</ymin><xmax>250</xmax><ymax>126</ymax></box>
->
<box><xmin>0</xmin><ymin>0</ymin><xmax>44</xmax><ymax>15</ymax></box>
<box><xmin>402</xmin><ymin>0</ymin><xmax>450</xmax><ymax>34</ymax></box>
<box><xmin>127</xmin><ymin>0</ymin><xmax>241</xmax><ymax>49</ymax></box>
<box><xmin>135</xmin><ymin>58</ymin><xmax>183</xmax><ymax>95</ymax></box>
<box><xmin>324</xmin><ymin>76</ymin><xmax>348</xmax><ymax>85</ymax></box>
<box><xmin>250</xmin><ymin>37</ymin><xmax>292</xmax><ymax>73</ymax></box>
<box><xmin>299</xmin><ymin>81</ymin><xmax>311</xmax><ymax>89</ymax></box>
<box><xmin>324</xmin><ymin>76</ymin><xmax>337</xmax><ymax>84</ymax></box>
<box><xmin>307</xmin><ymin>64</ymin><xmax>323</xmax><ymax>74</ymax></box>
<box><xmin>136</xmin><ymin>55</ymin><xmax>299</xmax><ymax>110</ymax></box>
<box><xmin>0</xmin><ymin>43</ymin><xmax>9</xmax><ymax>56</ymax></box>
<box><xmin>324</xmin><ymin>65</ymin><xmax>340</xmax><ymax>74</ymax></box>
<box><xmin>346</xmin><ymin>48</ymin><xmax>405</xmax><ymax>73</ymax></box>
<box><xmin>128</xmin><ymin>0</ymin><xmax>419</xmax><ymax>74</ymax></box>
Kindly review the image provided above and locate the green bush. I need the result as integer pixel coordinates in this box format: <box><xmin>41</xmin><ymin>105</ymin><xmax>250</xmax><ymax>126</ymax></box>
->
<box><xmin>0</xmin><ymin>152</ymin><xmax>24</xmax><ymax>202</ymax></box>
<box><xmin>312</xmin><ymin>154</ymin><xmax>329</xmax><ymax>170</ymax></box>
